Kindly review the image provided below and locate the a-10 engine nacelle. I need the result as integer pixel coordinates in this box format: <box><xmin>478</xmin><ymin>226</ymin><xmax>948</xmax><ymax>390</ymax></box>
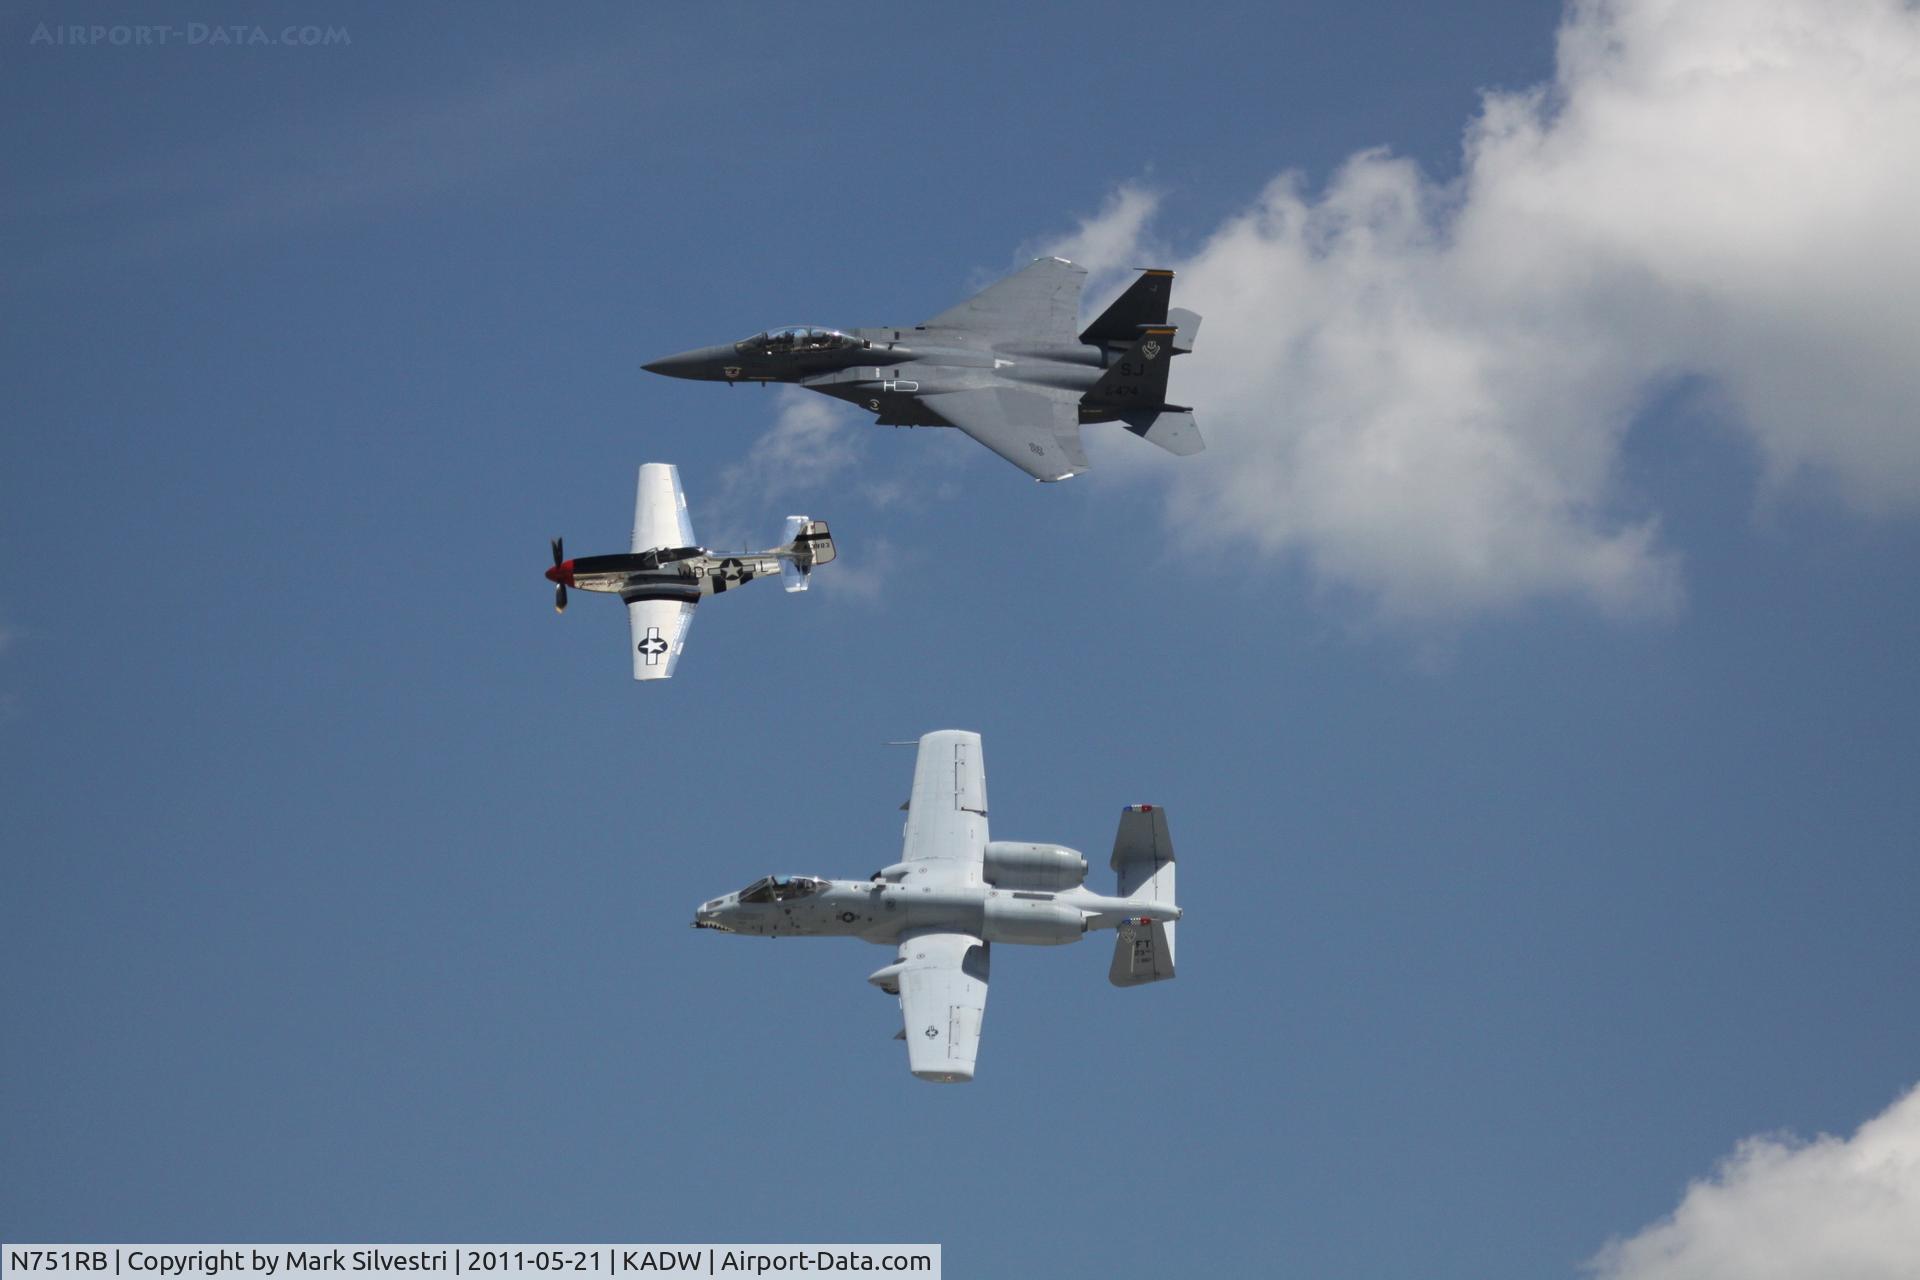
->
<box><xmin>982</xmin><ymin>841</ymin><xmax>1088</xmax><ymax>891</ymax></box>
<box><xmin>982</xmin><ymin>895</ymin><xmax>1086</xmax><ymax>946</ymax></box>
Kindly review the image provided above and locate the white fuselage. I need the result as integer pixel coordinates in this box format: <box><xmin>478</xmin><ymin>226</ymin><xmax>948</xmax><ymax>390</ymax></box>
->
<box><xmin>693</xmin><ymin>878</ymin><xmax>1179</xmax><ymax>947</ymax></box>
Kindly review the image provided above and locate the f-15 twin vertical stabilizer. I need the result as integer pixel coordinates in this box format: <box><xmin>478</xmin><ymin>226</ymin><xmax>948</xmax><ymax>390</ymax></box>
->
<box><xmin>1083</xmin><ymin>326</ymin><xmax>1179</xmax><ymax>410</ymax></box>
<box><xmin>1078</xmin><ymin>268</ymin><xmax>1173</xmax><ymax>348</ymax></box>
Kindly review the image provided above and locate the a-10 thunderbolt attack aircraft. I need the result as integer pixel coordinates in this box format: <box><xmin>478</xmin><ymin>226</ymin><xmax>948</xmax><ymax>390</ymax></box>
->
<box><xmin>642</xmin><ymin>257</ymin><xmax>1203</xmax><ymax>482</ymax></box>
<box><xmin>692</xmin><ymin>729</ymin><xmax>1180</xmax><ymax>1082</ymax></box>
<box><xmin>544</xmin><ymin>462</ymin><xmax>835</xmax><ymax>680</ymax></box>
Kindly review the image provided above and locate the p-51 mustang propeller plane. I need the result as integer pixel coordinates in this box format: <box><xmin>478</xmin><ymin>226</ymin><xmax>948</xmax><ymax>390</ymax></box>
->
<box><xmin>692</xmin><ymin>730</ymin><xmax>1181</xmax><ymax>1082</ymax></box>
<box><xmin>545</xmin><ymin>462</ymin><xmax>834</xmax><ymax>680</ymax></box>
<box><xmin>643</xmin><ymin>257</ymin><xmax>1203</xmax><ymax>482</ymax></box>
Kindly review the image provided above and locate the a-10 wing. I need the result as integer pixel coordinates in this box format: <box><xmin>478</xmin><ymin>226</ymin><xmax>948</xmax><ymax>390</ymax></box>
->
<box><xmin>894</xmin><ymin>930</ymin><xmax>989</xmax><ymax>1084</ymax></box>
<box><xmin>899</xmin><ymin>729</ymin><xmax>989</xmax><ymax>878</ymax></box>
<box><xmin>888</xmin><ymin>731</ymin><xmax>992</xmax><ymax>1080</ymax></box>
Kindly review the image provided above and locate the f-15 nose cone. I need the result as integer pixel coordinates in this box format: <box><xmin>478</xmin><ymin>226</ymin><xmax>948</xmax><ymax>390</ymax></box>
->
<box><xmin>642</xmin><ymin>345</ymin><xmax>729</xmax><ymax>379</ymax></box>
<box><xmin>642</xmin><ymin>350</ymin><xmax>695</xmax><ymax>376</ymax></box>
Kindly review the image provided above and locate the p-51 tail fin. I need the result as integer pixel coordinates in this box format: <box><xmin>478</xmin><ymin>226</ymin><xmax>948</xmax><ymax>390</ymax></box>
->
<box><xmin>1109</xmin><ymin>804</ymin><xmax>1177</xmax><ymax>986</ymax></box>
<box><xmin>777</xmin><ymin>516</ymin><xmax>836</xmax><ymax>592</ymax></box>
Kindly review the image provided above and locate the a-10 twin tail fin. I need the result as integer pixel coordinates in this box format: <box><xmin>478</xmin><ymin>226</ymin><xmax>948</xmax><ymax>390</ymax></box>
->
<box><xmin>1109</xmin><ymin>804</ymin><xmax>1178</xmax><ymax>987</ymax></box>
<box><xmin>777</xmin><ymin>515</ymin><xmax>836</xmax><ymax>592</ymax></box>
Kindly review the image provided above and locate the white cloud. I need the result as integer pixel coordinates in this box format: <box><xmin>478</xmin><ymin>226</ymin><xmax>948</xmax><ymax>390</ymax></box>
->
<box><xmin>1589</xmin><ymin>1083</ymin><xmax>1920</xmax><ymax>1280</ymax></box>
<box><xmin>1037</xmin><ymin>184</ymin><xmax>1164</xmax><ymax>292</ymax></box>
<box><xmin>709</xmin><ymin>391</ymin><xmax>903</xmax><ymax>602</ymax></box>
<box><xmin>1051</xmin><ymin>0</ymin><xmax>1920</xmax><ymax>621</ymax></box>
<box><xmin>720</xmin><ymin>389</ymin><xmax>866</xmax><ymax>512</ymax></box>
<box><xmin>812</xmin><ymin>536</ymin><xmax>904</xmax><ymax>606</ymax></box>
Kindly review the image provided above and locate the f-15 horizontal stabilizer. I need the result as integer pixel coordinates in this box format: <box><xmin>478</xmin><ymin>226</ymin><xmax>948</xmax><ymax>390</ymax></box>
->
<box><xmin>1167</xmin><ymin>307</ymin><xmax>1201</xmax><ymax>354</ymax></box>
<box><xmin>1079</xmin><ymin>269</ymin><xmax>1173</xmax><ymax>348</ymax></box>
<box><xmin>1123</xmin><ymin>408</ymin><xmax>1205</xmax><ymax>457</ymax></box>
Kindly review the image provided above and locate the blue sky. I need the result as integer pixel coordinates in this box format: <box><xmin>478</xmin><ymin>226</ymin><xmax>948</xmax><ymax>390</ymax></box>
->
<box><xmin>5</xmin><ymin>2</ymin><xmax>1919</xmax><ymax>1276</ymax></box>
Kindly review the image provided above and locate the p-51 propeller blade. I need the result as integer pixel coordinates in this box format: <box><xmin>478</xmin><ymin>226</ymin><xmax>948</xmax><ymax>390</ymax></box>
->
<box><xmin>548</xmin><ymin>537</ymin><xmax>568</xmax><ymax>613</ymax></box>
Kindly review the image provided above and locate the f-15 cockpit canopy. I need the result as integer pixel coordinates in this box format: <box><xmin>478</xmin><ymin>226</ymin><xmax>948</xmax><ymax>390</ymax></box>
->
<box><xmin>734</xmin><ymin>326</ymin><xmax>862</xmax><ymax>355</ymax></box>
<box><xmin>736</xmin><ymin>875</ymin><xmax>829</xmax><ymax>904</ymax></box>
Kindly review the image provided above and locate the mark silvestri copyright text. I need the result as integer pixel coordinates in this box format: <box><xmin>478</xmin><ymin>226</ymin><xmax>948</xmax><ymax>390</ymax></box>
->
<box><xmin>28</xmin><ymin>23</ymin><xmax>350</xmax><ymax>47</ymax></box>
<box><xmin>2</xmin><ymin>1250</ymin><xmax>937</xmax><ymax>1279</ymax></box>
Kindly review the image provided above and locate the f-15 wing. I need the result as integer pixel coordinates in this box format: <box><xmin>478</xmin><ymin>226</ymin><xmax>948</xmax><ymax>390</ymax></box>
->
<box><xmin>922</xmin><ymin>386</ymin><xmax>1089</xmax><ymax>482</ymax></box>
<box><xmin>920</xmin><ymin>256</ymin><xmax>1086</xmax><ymax>343</ymax></box>
<box><xmin>893</xmin><ymin>930</ymin><xmax>989</xmax><ymax>1084</ymax></box>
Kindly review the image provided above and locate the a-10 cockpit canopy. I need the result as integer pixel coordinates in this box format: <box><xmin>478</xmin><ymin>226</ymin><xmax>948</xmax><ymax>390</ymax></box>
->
<box><xmin>736</xmin><ymin>875</ymin><xmax>829</xmax><ymax>904</ymax></box>
<box><xmin>734</xmin><ymin>326</ymin><xmax>863</xmax><ymax>355</ymax></box>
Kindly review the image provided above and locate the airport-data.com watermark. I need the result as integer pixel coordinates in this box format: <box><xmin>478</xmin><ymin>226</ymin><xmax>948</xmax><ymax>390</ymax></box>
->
<box><xmin>28</xmin><ymin>22</ymin><xmax>350</xmax><ymax>48</ymax></box>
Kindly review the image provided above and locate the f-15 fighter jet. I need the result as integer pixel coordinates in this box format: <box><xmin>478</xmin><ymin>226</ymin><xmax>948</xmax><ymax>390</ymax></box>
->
<box><xmin>643</xmin><ymin>258</ymin><xmax>1203</xmax><ymax>482</ymax></box>
<box><xmin>545</xmin><ymin>462</ymin><xmax>834</xmax><ymax>680</ymax></box>
<box><xmin>692</xmin><ymin>730</ymin><xmax>1180</xmax><ymax>1082</ymax></box>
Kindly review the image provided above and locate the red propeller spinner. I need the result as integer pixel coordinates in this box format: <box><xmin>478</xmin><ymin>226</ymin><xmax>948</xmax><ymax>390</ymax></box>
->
<box><xmin>547</xmin><ymin>538</ymin><xmax>574</xmax><ymax>611</ymax></box>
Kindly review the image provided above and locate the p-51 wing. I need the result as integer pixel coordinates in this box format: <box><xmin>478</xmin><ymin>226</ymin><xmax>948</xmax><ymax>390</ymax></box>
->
<box><xmin>923</xmin><ymin>386</ymin><xmax>1089</xmax><ymax>482</ymax></box>
<box><xmin>633</xmin><ymin>462</ymin><xmax>696</xmax><ymax>553</ymax></box>
<box><xmin>626</xmin><ymin>463</ymin><xmax>699</xmax><ymax>680</ymax></box>
<box><xmin>625</xmin><ymin>597</ymin><xmax>694</xmax><ymax>681</ymax></box>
